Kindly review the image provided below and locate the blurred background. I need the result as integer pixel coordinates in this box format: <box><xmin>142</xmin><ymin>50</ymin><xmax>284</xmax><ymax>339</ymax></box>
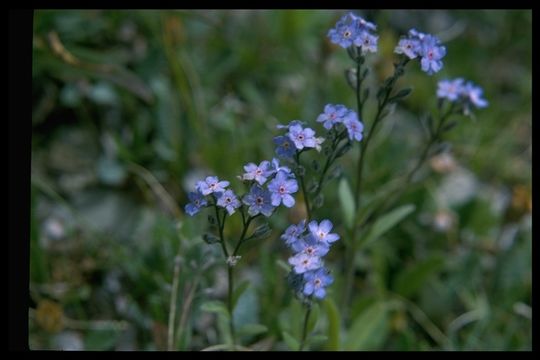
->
<box><xmin>30</xmin><ymin>10</ymin><xmax>531</xmax><ymax>350</ymax></box>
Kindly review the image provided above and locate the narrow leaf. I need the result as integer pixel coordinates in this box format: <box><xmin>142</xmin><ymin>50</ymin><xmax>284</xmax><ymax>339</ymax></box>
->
<box><xmin>200</xmin><ymin>300</ymin><xmax>230</xmax><ymax>320</ymax></box>
<box><xmin>359</xmin><ymin>204</ymin><xmax>415</xmax><ymax>249</ymax></box>
<box><xmin>324</xmin><ymin>298</ymin><xmax>341</xmax><ymax>350</ymax></box>
<box><xmin>282</xmin><ymin>331</ymin><xmax>300</xmax><ymax>350</ymax></box>
<box><xmin>338</xmin><ymin>178</ymin><xmax>355</xmax><ymax>230</ymax></box>
<box><xmin>232</xmin><ymin>280</ymin><xmax>250</xmax><ymax>309</ymax></box>
<box><xmin>238</xmin><ymin>324</ymin><xmax>268</xmax><ymax>337</ymax></box>
<box><xmin>344</xmin><ymin>302</ymin><xmax>388</xmax><ymax>350</ymax></box>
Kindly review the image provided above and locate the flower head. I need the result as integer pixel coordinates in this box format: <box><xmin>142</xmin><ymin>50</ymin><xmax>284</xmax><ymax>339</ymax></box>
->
<box><xmin>462</xmin><ymin>82</ymin><xmax>488</xmax><ymax>109</ymax></box>
<box><xmin>395</xmin><ymin>30</ymin><xmax>446</xmax><ymax>75</ymax></box>
<box><xmin>243</xmin><ymin>185</ymin><xmax>275</xmax><ymax>217</ymax></box>
<box><xmin>291</xmin><ymin>234</ymin><xmax>330</xmax><ymax>258</ymax></box>
<box><xmin>328</xmin><ymin>12</ymin><xmax>378</xmax><ymax>52</ymax></box>
<box><xmin>196</xmin><ymin>176</ymin><xmax>230</xmax><ymax>196</ymax></box>
<box><xmin>288</xmin><ymin>252</ymin><xmax>323</xmax><ymax>274</ymax></box>
<box><xmin>436</xmin><ymin>78</ymin><xmax>488</xmax><ymax>114</ymax></box>
<box><xmin>185</xmin><ymin>191</ymin><xmax>207</xmax><ymax>216</ymax></box>
<box><xmin>308</xmin><ymin>219</ymin><xmax>340</xmax><ymax>245</ymax></box>
<box><xmin>281</xmin><ymin>220</ymin><xmax>306</xmax><ymax>248</ymax></box>
<box><xmin>343</xmin><ymin>113</ymin><xmax>364</xmax><ymax>142</ymax></box>
<box><xmin>273</xmin><ymin>135</ymin><xmax>296</xmax><ymax>158</ymax></box>
<box><xmin>354</xmin><ymin>31</ymin><xmax>379</xmax><ymax>54</ymax></box>
<box><xmin>216</xmin><ymin>189</ymin><xmax>241</xmax><ymax>215</ymax></box>
<box><xmin>280</xmin><ymin>218</ymin><xmax>338</xmax><ymax>301</ymax></box>
<box><xmin>419</xmin><ymin>35</ymin><xmax>446</xmax><ymax>75</ymax></box>
<box><xmin>316</xmin><ymin>104</ymin><xmax>349</xmax><ymax>130</ymax></box>
<box><xmin>242</xmin><ymin>160</ymin><xmax>272</xmax><ymax>185</ymax></box>
<box><xmin>288</xmin><ymin>124</ymin><xmax>317</xmax><ymax>150</ymax></box>
<box><xmin>268</xmin><ymin>171</ymin><xmax>298</xmax><ymax>208</ymax></box>
<box><xmin>437</xmin><ymin>78</ymin><xmax>465</xmax><ymax>101</ymax></box>
<box><xmin>394</xmin><ymin>38</ymin><xmax>421</xmax><ymax>59</ymax></box>
<box><xmin>303</xmin><ymin>268</ymin><xmax>334</xmax><ymax>299</ymax></box>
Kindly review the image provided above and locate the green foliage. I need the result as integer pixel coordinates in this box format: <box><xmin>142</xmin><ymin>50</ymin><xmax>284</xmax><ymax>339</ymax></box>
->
<box><xmin>29</xmin><ymin>9</ymin><xmax>531</xmax><ymax>351</ymax></box>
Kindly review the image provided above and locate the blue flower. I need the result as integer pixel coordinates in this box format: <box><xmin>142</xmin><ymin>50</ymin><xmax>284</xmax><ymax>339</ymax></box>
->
<box><xmin>288</xmin><ymin>124</ymin><xmax>317</xmax><ymax>150</ymax></box>
<box><xmin>328</xmin><ymin>17</ymin><xmax>357</xmax><ymax>49</ymax></box>
<box><xmin>395</xmin><ymin>30</ymin><xmax>446</xmax><ymax>75</ymax></box>
<box><xmin>268</xmin><ymin>171</ymin><xmax>298</xmax><ymax>208</ymax></box>
<box><xmin>242</xmin><ymin>160</ymin><xmax>272</xmax><ymax>185</ymax></box>
<box><xmin>354</xmin><ymin>31</ymin><xmax>379</xmax><ymax>54</ymax></box>
<box><xmin>243</xmin><ymin>185</ymin><xmax>275</xmax><ymax>217</ymax></box>
<box><xmin>196</xmin><ymin>176</ymin><xmax>230</xmax><ymax>196</ymax></box>
<box><xmin>328</xmin><ymin>12</ymin><xmax>378</xmax><ymax>51</ymax></box>
<box><xmin>462</xmin><ymin>81</ymin><xmax>488</xmax><ymax>109</ymax></box>
<box><xmin>316</xmin><ymin>104</ymin><xmax>349</xmax><ymax>130</ymax></box>
<box><xmin>308</xmin><ymin>219</ymin><xmax>340</xmax><ymax>245</ymax></box>
<box><xmin>273</xmin><ymin>135</ymin><xmax>296</xmax><ymax>158</ymax></box>
<box><xmin>291</xmin><ymin>234</ymin><xmax>330</xmax><ymax>257</ymax></box>
<box><xmin>281</xmin><ymin>220</ymin><xmax>306</xmax><ymax>247</ymax></box>
<box><xmin>418</xmin><ymin>35</ymin><xmax>446</xmax><ymax>75</ymax></box>
<box><xmin>349</xmin><ymin>13</ymin><xmax>377</xmax><ymax>32</ymax></box>
<box><xmin>185</xmin><ymin>191</ymin><xmax>207</xmax><ymax>216</ymax></box>
<box><xmin>343</xmin><ymin>113</ymin><xmax>364</xmax><ymax>142</ymax></box>
<box><xmin>302</xmin><ymin>268</ymin><xmax>334</xmax><ymax>299</ymax></box>
<box><xmin>437</xmin><ymin>78</ymin><xmax>465</xmax><ymax>101</ymax></box>
<box><xmin>216</xmin><ymin>189</ymin><xmax>241</xmax><ymax>215</ymax></box>
<box><xmin>394</xmin><ymin>38</ymin><xmax>421</xmax><ymax>59</ymax></box>
<box><xmin>288</xmin><ymin>252</ymin><xmax>323</xmax><ymax>274</ymax></box>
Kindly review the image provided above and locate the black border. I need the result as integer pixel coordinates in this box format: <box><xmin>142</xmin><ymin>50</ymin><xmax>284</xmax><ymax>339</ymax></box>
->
<box><xmin>9</xmin><ymin>9</ymin><xmax>33</xmax><ymax>352</ymax></box>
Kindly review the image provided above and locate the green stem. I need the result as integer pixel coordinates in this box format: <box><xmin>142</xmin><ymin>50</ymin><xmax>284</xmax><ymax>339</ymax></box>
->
<box><xmin>227</xmin><ymin>265</ymin><xmax>236</xmax><ymax>350</ymax></box>
<box><xmin>362</xmin><ymin>102</ymin><xmax>459</xmax><ymax>226</ymax></box>
<box><xmin>215</xmin><ymin>205</ymin><xmax>229</xmax><ymax>258</ymax></box>
<box><xmin>345</xmin><ymin>57</ymin><xmax>409</xmax><ymax>313</ymax></box>
<box><xmin>355</xmin><ymin>53</ymin><xmax>364</xmax><ymax>120</ymax></box>
<box><xmin>298</xmin><ymin>305</ymin><xmax>312</xmax><ymax>351</ymax></box>
<box><xmin>232</xmin><ymin>215</ymin><xmax>254</xmax><ymax>256</ymax></box>
<box><xmin>296</xmin><ymin>151</ymin><xmax>312</xmax><ymax>221</ymax></box>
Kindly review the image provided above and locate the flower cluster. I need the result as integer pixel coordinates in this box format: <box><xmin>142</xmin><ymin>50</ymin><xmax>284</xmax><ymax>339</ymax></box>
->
<box><xmin>316</xmin><ymin>104</ymin><xmax>364</xmax><ymax>142</ymax></box>
<box><xmin>274</xmin><ymin>120</ymin><xmax>325</xmax><ymax>157</ymax></box>
<box><xmin>327</xmin><ymin>12</ymin><xmax>379</xmax><ymax>54</ymax></box>
<box><xmin>281</xmin><ymin>219</ymin><xmax>339</xmax><ymax>300</ymax></box>
<box><xmin>395</xmin><ymin>29</ymin><xmax>446</xmax><ymax>75</ymax></box>
<box><xmin>437</xmin><ymin>78</ymin><xmax>488</xmax><ymax>112</ymax></box>
<box><xmin>185</xmin><ymin>158</ymin><xmax>299</xmax><ymax>218</ymax></box>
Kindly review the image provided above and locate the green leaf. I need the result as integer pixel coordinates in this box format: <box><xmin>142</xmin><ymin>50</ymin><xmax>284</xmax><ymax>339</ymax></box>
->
<box><xmin>338</xmin><ymin>178</ymin><xmax>355</xmax><ymax>230</ymax></box>
<box><xmin>238</xmin><ymin>323</ymin><xmax>268</xmax><ymax>337</ymax></box>
<box><xmin>200</xmin><ymin>300</ymin><xmax>230</xmax><ymax>320</ymax></box>
<box><xmin>359</xmin><ymin>204</ymin><xmax>415</xmax><ymax>249</ymax></box>
<box><xmin>282</xmin><ymin>330</ymin><xmax>300</xmax><ymax>350</ymax></box>
<box><xmin>344</xmin><ymin>302</ymin><xmax>389</xmax><ymax>350</ymax></box>
<box><xmin>393</xmin><ymin>255</ymin><xmax>446</xmax><ymax>297</ymax></box>
<box><xmin>232</xmin><ymin>280</ymin><xmax>250</xmax><ymax>309</ymax></box>
<box><xmin>389</xmin><ymin>87</ymin><xmax>413</xmax><ymax>102</ymax></box>
<box><xmin>324</xmin><ymin>298</ymin><xmax>341</xmax><ymax>350</ymax></box>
